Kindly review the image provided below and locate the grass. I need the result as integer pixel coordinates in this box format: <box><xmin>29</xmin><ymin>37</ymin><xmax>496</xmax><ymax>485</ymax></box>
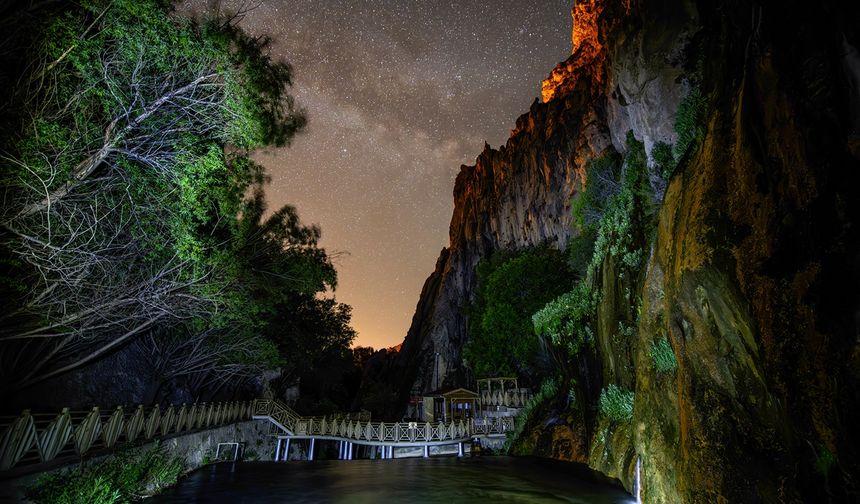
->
<box><xmin>27</xmin><ymin>443</ymin><xmax>184</xmax><ymax>504</ymax></box>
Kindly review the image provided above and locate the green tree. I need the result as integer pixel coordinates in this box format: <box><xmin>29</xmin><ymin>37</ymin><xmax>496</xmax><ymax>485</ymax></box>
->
<box><xmin>464</xmin><ymin>247</ymin><xmax>574</xmax><ymax>378</ymax></box>
<box><xmin>0</xmin><ymin>0</ymin><xmax>334</xmax><ymax>392</ymax></box>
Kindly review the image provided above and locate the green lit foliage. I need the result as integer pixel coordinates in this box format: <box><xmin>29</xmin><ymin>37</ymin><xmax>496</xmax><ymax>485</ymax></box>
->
<box><xmin>0</xmin><ymin>0</ymin><xmax>346</xmax><ymax>391</ymax></box>
<box><xmin>140</xmin><ymin>186</ymin><xmax>349</xmax><ymax>397</ymax></box>
<box><xmin>464</xmin><ymin>247</ymin><xmax>574</xmax><ymax>378</ymax></box>
<box><xmin>566</xmin><ymin>232</ymin><xmax>596</xmax><ymax>278</ymax></box>
<box><xmin>532</xmin><ymin>133</ymin><xmax>656</xmax><ymax>372</ymax></box>
<box><xmin>572</xmin><ymin>149</ymin><xmax>622</xmax><ymax>233</ymax></box>
<box><xmin>504</xmin><ymin>376</ymin><xmax>559</xmax><ymax>454</ymax></box>
<box><xmin>650</xmin><ymin>87</ymin><xmax>708</xmax><ymax>181</ymax></box>
<box><xmin>532</xmin><ymin>282</ymin><xmax>597</xmax><ymax>356</ymax></box>
<box><xmin>814</xmin><ymin>443</ymin><xmax>836</xmax><ymax>476</ymax></box>
<box><xmin>651</xmin><ymin>141</ymin><xmax>676</xmax><ymax>181</ymax></box>
<box><xmin>673</xmin><ymin>87</ymin><xmax>707</xmax><ymax>163</ymax></box>
<box><xmin>599</xmin><ymin>384</ymin><xmax>634</xmax><ymax>423</ymax></box>
<box><xmin>649</xmin><ymin>337</ymin><xmax>677</xmax><ymax>373</ymax></box>
<box><xmin>588</xmin><ymin>131</ymin><xmax>655</xmax><ymax>281</ymax></box>
<box><xmin>27</xmin><ymin>444</ymin><xmax>183</xmax><ymax>503</ymax></box>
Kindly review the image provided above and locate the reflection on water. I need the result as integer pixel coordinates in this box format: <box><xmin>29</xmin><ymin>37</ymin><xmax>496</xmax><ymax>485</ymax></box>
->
<box><xmin>151</xmin><ymin>456</ymin><xmax>635</xmax><ymax>504</ymax></box>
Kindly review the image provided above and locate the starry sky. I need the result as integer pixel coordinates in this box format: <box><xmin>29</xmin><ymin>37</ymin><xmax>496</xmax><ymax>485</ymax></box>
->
<box><xmin>181</xmin><ymin>0</ymin><xmax>572</xmax><ymax>349</ymax></box>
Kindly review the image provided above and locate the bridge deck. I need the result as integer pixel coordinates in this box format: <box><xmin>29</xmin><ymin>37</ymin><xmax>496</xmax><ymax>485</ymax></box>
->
<box><xmin>252</xmin><ymin>399</ymin><xmax>513</xmax><ymax>455</ymax></box>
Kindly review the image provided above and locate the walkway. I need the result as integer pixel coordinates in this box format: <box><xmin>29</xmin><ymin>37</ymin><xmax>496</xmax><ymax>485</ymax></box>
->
<box><xmin>0</xmin><ymin>401</ymin><xmax>253</xmax><ymax>472</ymax></box>
<box><xmin>252</xmin><ymin>399</ymin><xmax>513</xmax><ymax>460</ymax></box>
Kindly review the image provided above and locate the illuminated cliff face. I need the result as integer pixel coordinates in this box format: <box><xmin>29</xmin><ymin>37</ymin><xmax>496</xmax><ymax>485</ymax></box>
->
<box><xmin>541</xmin><ymin>0</ymin><xmax>607</xmax><ymax>103</ymax></box>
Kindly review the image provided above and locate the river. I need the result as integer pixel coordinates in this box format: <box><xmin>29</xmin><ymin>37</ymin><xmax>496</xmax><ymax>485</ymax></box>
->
<box><xmin>150</xmin><ymin>456</ymin><xmax>635</xmax><ymax>503</ymax></box>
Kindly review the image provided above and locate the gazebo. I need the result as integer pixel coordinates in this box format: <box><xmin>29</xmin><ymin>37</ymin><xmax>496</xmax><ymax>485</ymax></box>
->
<box><xmin>420</xmin><ymin>387</ymin><xmax>479</xmax><ymax>423</ymax></box>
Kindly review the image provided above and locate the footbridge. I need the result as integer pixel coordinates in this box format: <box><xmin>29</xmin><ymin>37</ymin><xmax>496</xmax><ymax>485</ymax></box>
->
<box><xmin>0</xmin><ymin>398</ymin><xmax>517</xmax><ymax>473</ymax></box>
<box><xmin>252</xmin><ymin>399</ymin><xmax>513</xmax><ymax>461</ymax></box>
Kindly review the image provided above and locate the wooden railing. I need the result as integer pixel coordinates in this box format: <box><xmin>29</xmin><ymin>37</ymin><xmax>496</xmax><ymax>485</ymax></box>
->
<box><xmin>0</xmin><ymin>401</ymin><xmax>252</xmax><ymax>472</ymax></box>
<box><xmin>253</xmin><ymin>399</ymin><xmax>512</xmax><ymax>445</ymax></box>
<box><xmin>480</xmin><ymin>389</ymin><xmax>532</xmax><ymax>408</ymax></box>
<box><xmin>472</xmin><ymin>416</ymin><xmax>515</xmax><ymax>435</ymax></box>
<box><xmin>1</xmin><ymin>398</ymin><xmax>518</xmax><ymax>472</ymax></box>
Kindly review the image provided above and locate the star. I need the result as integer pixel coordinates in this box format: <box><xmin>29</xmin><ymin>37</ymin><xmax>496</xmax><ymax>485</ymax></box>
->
<box><xmin>179</xmin><ymin>0</ymin><xmax>572</xmax><ymax>349</ymax></box>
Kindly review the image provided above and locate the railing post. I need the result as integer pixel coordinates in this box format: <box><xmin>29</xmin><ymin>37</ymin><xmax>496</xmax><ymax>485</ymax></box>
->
<box><xmin>0</xmin><ymin>410</ymin><xmax>37</xmax><ymax>471</ymax></box>
<box><xmin>308</xmin><ymin>438</ymin><xmax>315</xmax><ymax>461</ymax></box>
<box><xmin>73</xmin><ymin>407</ymin><xmax>102</xmax><ymax>457</ymax></box>
<box><xmin>102</xmin><ymin>406</ymin><xmax>124</xmax><ymax>448</ymax></box>
<box><xmin>35</xmin><ymin>408</ymin><xmax>72</xmax><ymax>463</ymax></box>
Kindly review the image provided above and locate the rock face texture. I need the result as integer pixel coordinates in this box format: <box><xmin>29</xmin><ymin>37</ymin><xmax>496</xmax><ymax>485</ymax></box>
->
<box><xmin>375</xmin><ymin>0</ymin><xmax>860</xmax><ymax>501</ymax></box>
<box><xmin>371</xmin><ymin>90</ymin><xmax>613</xmax><ymax>417</ymax></box>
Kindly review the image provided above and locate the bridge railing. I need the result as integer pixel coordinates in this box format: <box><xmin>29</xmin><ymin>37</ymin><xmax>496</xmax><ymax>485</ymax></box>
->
<box><xmin>480</xmin><ymin>389</ymin><xmax>532</xmax><ymax>408</ymax></box>
<box><xmin>472</xmin><ymin>416</ymin><xmax>515</xmax><ymax>435</ymax></box>
<box><xmin>254</xmin><ymin>399</ymin><xmax>511</xmax><ymax>444</ymax></box>
<box><xmin>0</xmin><ymin>401</ymin><xmax>253</xmax><ymax>472</ymax></box>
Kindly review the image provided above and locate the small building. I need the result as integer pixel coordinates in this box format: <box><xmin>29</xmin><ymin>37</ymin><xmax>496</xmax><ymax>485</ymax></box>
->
<box><xmin>420</xmin><ymin>387</ymin><xmax>479</xmax><ymax>423</ymax></box>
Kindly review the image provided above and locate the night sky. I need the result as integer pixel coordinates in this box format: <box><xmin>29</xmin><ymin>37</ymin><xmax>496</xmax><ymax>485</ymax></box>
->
<box><xmin>181</xmin><ymin>1</ymin><xmax>572</xmax><ymax>349</ymax></box>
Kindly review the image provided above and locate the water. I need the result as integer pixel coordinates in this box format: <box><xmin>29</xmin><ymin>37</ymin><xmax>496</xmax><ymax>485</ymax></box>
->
<box><xmin>151</xmin><ymin>457</ymin><xmax>635</xmax><ymax>504</ymax></box>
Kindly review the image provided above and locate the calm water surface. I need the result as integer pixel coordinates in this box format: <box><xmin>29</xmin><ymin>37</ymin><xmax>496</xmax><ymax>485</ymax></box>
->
<box><xmin>151</xmin><ymin>456</ymin><xmax>635</xmax><ymax>504</ymax></box>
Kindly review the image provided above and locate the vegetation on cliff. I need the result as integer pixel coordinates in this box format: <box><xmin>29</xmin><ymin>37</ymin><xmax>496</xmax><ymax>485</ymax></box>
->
<box><xmin>27</xmin><ymin>444</ymin><xmax>183</xmax><ymax>504</ymax></box>
<box><xmin>464</xmin><ymin>247</ymin><xmax>574</xmax><ymax>378</ymax></box>
<box><xmin>494</xmin><ymin>125</ymin><xmax>672</xmax><ymax>455</ymax></box>
<box><xmin>0</xmin><ymin>0</ymin><xmax>355</xmax><ymax>399</ymax></box>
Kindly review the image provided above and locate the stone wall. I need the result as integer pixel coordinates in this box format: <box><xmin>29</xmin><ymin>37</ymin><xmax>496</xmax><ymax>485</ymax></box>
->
<box><xmin>0</xmin><ymin>420</ymin><xmax>276</xmax><ymax>502</ymax></box>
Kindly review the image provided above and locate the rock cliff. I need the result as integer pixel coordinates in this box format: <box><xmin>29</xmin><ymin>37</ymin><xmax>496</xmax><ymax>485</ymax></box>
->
<box><xmin>372</xmin><ymin>0</ymin><xmax>860</xmax><ymax>501</ymax></box>
<box><xmin>366</xmin><ymin>91</ymin><xmax>612</xmax><ymax>417</ymax></box>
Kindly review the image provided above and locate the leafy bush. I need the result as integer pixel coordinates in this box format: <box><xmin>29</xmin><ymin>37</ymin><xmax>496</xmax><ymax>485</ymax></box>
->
<box><xmin>586</xmin><ymin>131</ymin><xmax>656</xmax><ymax>281</ymax></box>
<box><xmin>572</xmin><ymin>149</ymin><xmax>623</xmax><ymax>232</ymax></box>
<box><xmin>464</xmin><ymin>247</ymin><xmax>574</xmax><ymax>377</ymax></box>
<box><xmin>532</xmin><ymin>282</ymin><xmax>597</xmax><ymax>356</ymax></box>
<box><xmin>617</xmin><ymin>321</ymin><xmax>636</xmax><ymax>339</ymax></box>
<box><xmin>814</xmin><ymin>443</ymin><xmax>836</xmax><ymax>476</ymax></box>
<box><xmin>28</xmin><ymin>444</ymin><xmax>184</xmax><ymax>503</ymax></box>
<box><xmin>651</xmin><ymin>141</ymin><xmax>676</xmax><ymax>181</ymax></box>
<box><xmin>649</xmin><ymin>337</ymin><xmax>677</xmax><ymax>373</ymax></box>
<box><xmin>566</xmin><ymin>232</ymin><xmax>596</xmax><ymax>278</ymax></box>
<box><xmin>673</xmin><ymin>87</ymin><xmax>707</xmax><ymax>162</ymax></box>
<box><xmin>647</xmin><ymin>88</ymin><xmax>708</xmax><ymax>182</ymax></box>
<box><xmin>503</xmin><ymin>377</ymin><xmax>559</xmax><ymax>453</ymax></box>
<box><xmin>598</xmin><ymin>384</ymin><xmax>634</xmax><ymax>423</ymax></box>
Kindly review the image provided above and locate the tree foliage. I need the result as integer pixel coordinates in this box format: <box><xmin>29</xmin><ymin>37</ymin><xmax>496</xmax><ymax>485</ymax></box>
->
<box><xmin>532</xmin><ymin>282</ymin><xmax>597</xmax><ymax>357</ymax></box>
<box><xmin>598</xmin><ymin>384</ymin><xmax>634</xmax><ymax>423</ymax></box>
<box><xmin>587</xmin><ymin>131</ymin><xmax>656</xmax><ymax>282</ymax></box>
<box><xmin>0</xmin><ymin>0</ymin><xmax>349</xmax><ymax>395</ymax></box>
<box><xmin>572</xmin><ymin>150</ymin><xmax>622</xmax><ymax>233</ymax></box>
<box><xmin>464</xmin><ymin>247</ymin><xmax>574</xmax><ymax>378</ymax></box>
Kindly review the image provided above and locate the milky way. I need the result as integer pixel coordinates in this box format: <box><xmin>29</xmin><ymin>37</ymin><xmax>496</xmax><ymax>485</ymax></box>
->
<box><xmin>181</xmin><ymin>0</ymin><xmax>572</xmax><ymax>349</ymax></box>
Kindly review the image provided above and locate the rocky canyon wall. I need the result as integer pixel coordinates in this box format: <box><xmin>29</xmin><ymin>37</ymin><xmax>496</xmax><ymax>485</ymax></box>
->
<box><xmin>373</xmin><ymin>0</ymin><xmax>860</xmax><ymax>502</ymax></box>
